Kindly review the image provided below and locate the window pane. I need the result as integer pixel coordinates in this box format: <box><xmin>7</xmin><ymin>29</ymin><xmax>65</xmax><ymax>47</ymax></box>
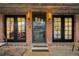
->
<box><xmin>58</xmin><ymin>35</ymin><xmax>61</xmax><ymax>39</ymax></box>
<box><xmin>10</xmin><ymin>18</ymin><xmax>14</xmax><ymax>32</ymax></box>
<box><xmin>65</xmin><ymin>27</ymin><xmax>69</xmax><ymax>30</ymax></box>
<box><xmin>65</xmin><ymin>18</ymin><xmax>69</xmax><ymax>21</ymax></box>
<box><xmin>69</xmin><ymin>35</ymin><xmax>72</xmax><ymax>39</ymax></box>
<box><xmin>58</xmin><ymin>18</ymin><xmax>61</xmax><ymax>22</ymax></box>
<box><xmin>17</xmin><ymin>18</ymin><xmax>22</xmax><ymax>32</ymax></box>
<box><xmin>65</xmin><ymin>22</ymin><xmax>69</xmax><ymax>26</ymax></box>
<box><xmin>69</xmin><ymin>18</ymin><xmax>72</xmax><ymax>22</ymax></box>
<box><xmin>65</xmin><ymin>31</ymin><xmax>68</xmax><ymax>34</ymax></box>
<box><xmin>22</xmin><ymin>26</ymin><xmax>25</xmax><ymax>30</ymax></box>
<box><xmin>69</xmin><ymin>22</ymin><xmax>72</xmax><ymax>26</ymax></box>
<box><xmin>69</xmin><ymin>27</ymin><xmax>72</xmax><ymax>30</ymax></box>
<box><xmin>58</xmin><ymin>22</ymin><xmax>61</xmax><ymax>26</ymax></box>
<box><xmin>65</xmin><ymin>35</ymin><xmax>69</xmax><ymax>39</ymax></box>
<box><xmin>54</xmin><ymin>27</ymin><xmax>58</xmax><ymax>30</ymax></box>
<box><xmin>18</xmin><ymin>18</ymin><xmax>22</xmax><ymax>22</ymax></box>
<box><xmin>69</xmin><ymin>31</ymin><xmax>72</xmax><ymax>35</ymax></box>
<box><xmin>54</xmin><ymin>31</ymin><xmax>57</xmax><ymax>34</ymax></box>
<box><xmin>58</xmin><ymin>31</ymin><xmax>61</xmax><ymax>34</ymax></box>
<box><xmin>54</xmin><ymin>34</ymin><xmax>57</xmax><ymax>39</ymax></box>
<box><xmin>65</xmin><ymin>18</ymin><xmax>69</xmax><ymax>26</ymax></box>
<box><xmin>54</xmin><ymin>18</ymin><xmax>58</xmax><ymax>22</ymax></box>
<box><xmin>54</xmin><ymin>22</ymin><xmax>58</xmax><ymax>26</ymax></box>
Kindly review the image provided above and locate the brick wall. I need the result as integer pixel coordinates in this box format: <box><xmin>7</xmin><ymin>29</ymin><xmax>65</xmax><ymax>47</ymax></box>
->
<box><xmin>75</xmin><ymin>15</ymin><xmax>79</xmax><ymax>42</ymax></box>
<box><xmin>0</xmin><ymin>14</ymin><xmax>4</xmax><ymax>42</ymax></box>
<box><xmin>26</xmin><ymin>11</ymin><xmax>32</xmax><ymax>50</ymax></box>
<box><xmin>46</xmin><ymin>11</ymin><xmax>52</xmax><ymax>46</ymax></box>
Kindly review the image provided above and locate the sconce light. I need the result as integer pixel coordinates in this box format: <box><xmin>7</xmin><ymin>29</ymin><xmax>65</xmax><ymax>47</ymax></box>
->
<box><xmin>48</xmin><ymin>13</ymin><xmax>51</xmax><ymax>21</ymax></box>
<box><xmin>27</xmin><ymin>12</ymin><xmax>30</xmax><ymax>21</ymax></box>
<box><xmin>28</xmin><ymin>18</ymin><xmax>30</xmax><ymax>21</ymax></box>
<box><xmin>49</xmin><ymin>18</ymin><xmax>51</xmax><ymax>21</ymax></box>
<box><xmin>48</xmin><ymin>13</ymin><xmax>51</xmax><ymax>18</ymax></box>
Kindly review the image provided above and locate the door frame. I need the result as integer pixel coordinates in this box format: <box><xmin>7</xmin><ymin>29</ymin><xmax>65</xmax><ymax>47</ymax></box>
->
<box><xmin>32</xmin><ymin>12</ymin><xmax>46</xmax><ymax>43</ymax></box>
<box><xmin>52</xmin><ymin>15</ymin><xmax>74</xmax><ymax>42</ymax></box>
<box><xmin>4</xmin><ymin>15</ymin><xmax>26</xmax><ymax>42</ymax></box>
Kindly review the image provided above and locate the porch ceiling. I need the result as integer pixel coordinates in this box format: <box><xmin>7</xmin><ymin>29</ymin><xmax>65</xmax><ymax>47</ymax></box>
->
<box><xmin>0</xmin><ymin>3</ymin><xmax>79</xmax><ymax>15</ymax></box>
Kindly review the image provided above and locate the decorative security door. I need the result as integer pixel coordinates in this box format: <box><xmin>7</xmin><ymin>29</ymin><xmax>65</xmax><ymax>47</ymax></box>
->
<box><xmin>32</xmin><ymin>12</ymin><xmax>46</xmax><ymax>43</ymax></box>
<box><xmin>53</xmin><ymin>15</ymin><xmax>74</xmax><ymax>42</ymax></box>
<box><xmin>4</xmin><ymin>15</ymin><xmax>26</xmax><ymax>42</ymax></box>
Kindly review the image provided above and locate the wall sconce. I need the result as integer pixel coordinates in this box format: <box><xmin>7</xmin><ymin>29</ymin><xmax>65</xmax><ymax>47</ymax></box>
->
<box><xmin>28</xmin><ymin>18</ymin><xmax>30</xmax><ymax>21</ymax></box>
<box><xmin>48</xmin><ymin>13</ymin><xmax>51</xmax><ymax>21</ymax></box>
<box><xmin>27</xmin><ymin>12</ymin><xmax>31</xmax><ymax>21</ymax></box>
<box><xmin>49</xmin><ymin>18</ymin><xmax>51</xmax><ymax>21</ymax></box>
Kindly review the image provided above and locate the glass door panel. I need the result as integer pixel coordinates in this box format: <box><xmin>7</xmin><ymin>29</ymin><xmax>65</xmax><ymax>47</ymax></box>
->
<box><xmin>17</xmin><ymin>17</ymin><xmax>26</xmax><ymax>41</ymax></box>
<box><xmin>6</xmin><ymin>17</ymin><xmax>14</xmax><ymax>40</ymax></box>
<box><xmin>54</xmin><ymin>18</ymin><xmax>61</xmax><ymax>40</ymax></box>
<box><xmin>64</xmin><ymin>18</ymin><xmax>72</xmax><ymax>40</ymax></box>
<box><xmin>33</xmin><ymin>17</ymin><xmax>46</xmax><ymax>43</ymax></box>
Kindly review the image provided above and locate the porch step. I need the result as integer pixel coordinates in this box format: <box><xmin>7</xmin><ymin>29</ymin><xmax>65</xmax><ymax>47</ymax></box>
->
<box><xmin>32</xmin><ymin>47</ymin><xmax>48</xmax><ymax>50</ymax></box>
<box><xmin>33</xmin><ymin>46</ymin><xmax>48</xmax><ymax>48</ymax></box>
<box><xmin>31</xmin><ymin>46</ymin><xmax>50</xmax><ymax>56</ymax></box>
<box><xmin>32</xmin><ymin>43</ymin><xmax>47</xmax><ymax>46</ymax></box>
<box><xmin>32</xmin><ymin>46</ymin><xmax>49</xmax><ymax>52</ymax></box>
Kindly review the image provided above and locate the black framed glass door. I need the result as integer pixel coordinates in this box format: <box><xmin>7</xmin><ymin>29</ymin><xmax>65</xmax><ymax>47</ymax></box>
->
<box><xmin>32</xmin><ymin>12</ymin><xmax>46</xmax><ymax>43</ymax></box>
<box><xmin>4</xmin><ymin>15</ymin><xmax>26</xmax><ymax>42</ymax></box>
<box><xmin>53</xmin><ymin>15</ymin><xmax>74</xmax><ymax>42</ymax></box>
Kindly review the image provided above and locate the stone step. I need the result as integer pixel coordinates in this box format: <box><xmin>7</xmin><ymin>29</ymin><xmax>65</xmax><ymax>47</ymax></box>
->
<box><xmin>32</xmin><ymin>43</ymin><xmax>47</xmax><ymax>46</ymax></box>
<box><xmin>32</xmin><ymin>46</ymin><xmax>49</xmax><ymax>52</ymax></box>
<box><xmin>32</xmin><ymin>47</ymin><xmax>48</xmax><ymax>50</ymax></box>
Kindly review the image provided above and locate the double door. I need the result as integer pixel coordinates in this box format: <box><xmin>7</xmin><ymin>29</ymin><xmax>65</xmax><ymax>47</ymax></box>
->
<box><xmin>53</xmin><ymin>15</ymin><xmax>74</xmax><ymax>42</ymax></box>
<box><xmin>4</xmin><ymin>15</ymin><xmax>26</xmax><ymax>42</ymax></box>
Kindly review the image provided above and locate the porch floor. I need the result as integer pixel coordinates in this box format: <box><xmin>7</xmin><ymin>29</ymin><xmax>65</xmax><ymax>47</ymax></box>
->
<box><xmin>0</xmin><ymin>43</ymin><xmax>79</xmax><ymax>56</ymax></box>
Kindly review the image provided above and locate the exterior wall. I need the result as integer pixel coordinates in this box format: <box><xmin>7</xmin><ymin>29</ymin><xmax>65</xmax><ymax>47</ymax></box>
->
<box><xmin>0</xmin><ymin>14</ymin><xmax>4</xmax><ymax>42</ymax></box>
<box><xmin>26</xmin><ymin>10</ymin><xmax>53</xmax><ymax>49</ymax></box>
<box><xmin>0</xmin><ymin>12</ymin><xmax>79</xmax><ymax>45</ymax></box>
<box><xmin>75</xmin><ymin>15</ymin><xmax>79</xmax><ymax>42</ymax></box>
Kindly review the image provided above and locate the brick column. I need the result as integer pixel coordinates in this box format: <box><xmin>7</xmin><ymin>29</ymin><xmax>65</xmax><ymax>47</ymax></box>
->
<box><xmin>0</xmin><ymin>14</ymin><xmax>4</xmax><ymax>42</ymax></box>
<box><xmin>75</xmin><ymin>15</ymin><xmax>79</xmax><ymax>42</ymax></box>
<box><xmin>26</xmin><ymin>10</ymin><xmax>32</xmax><ymax>50</ymax></box>
<box><xmin>46</xmin><ymin>9</ymin><xmax>52</xmax><ymax>46</ymax></box>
